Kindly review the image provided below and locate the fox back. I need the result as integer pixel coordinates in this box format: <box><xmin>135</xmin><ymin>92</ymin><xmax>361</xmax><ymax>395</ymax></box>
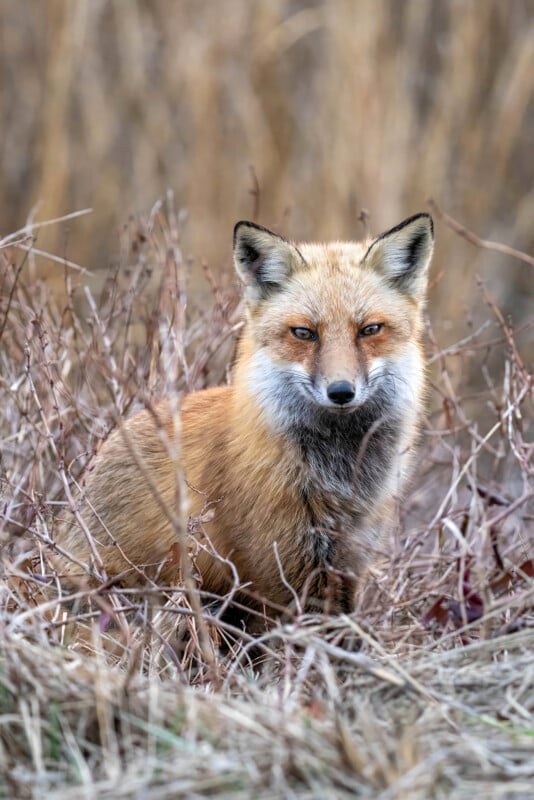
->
<box><xmin>54</xmin><ymin>213</ymin><xmax>434</xmax><ymax>618</ymax></box>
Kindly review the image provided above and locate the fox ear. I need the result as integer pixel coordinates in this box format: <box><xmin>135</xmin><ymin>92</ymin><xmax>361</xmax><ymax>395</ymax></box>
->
<box><xmin>233</xmin><ymin>221</ymin><xmax>302</xmax><ymax>304</ymax></box>
<box><xmin>363</xmin><ymin>213</ymin><xmax>434</xmax><ymax>298</ymax></box>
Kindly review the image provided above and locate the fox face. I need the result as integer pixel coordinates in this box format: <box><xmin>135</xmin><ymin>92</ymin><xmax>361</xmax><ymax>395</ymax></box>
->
<box><xmin>233</xmin><ymin>214</ymin><xmax>433</xmax><ymax>433</ymax></box>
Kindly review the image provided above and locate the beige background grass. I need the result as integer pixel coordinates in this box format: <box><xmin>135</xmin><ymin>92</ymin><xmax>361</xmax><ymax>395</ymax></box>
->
<box><xmin>1</xmin><ymin>0</ymin><xmax>533</xmax><ymax>334</ymax></box>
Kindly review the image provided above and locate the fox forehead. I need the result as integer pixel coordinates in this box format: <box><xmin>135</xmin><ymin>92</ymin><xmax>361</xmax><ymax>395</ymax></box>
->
<box><xmin>255</xmin><ymin>240</ymin><xmax>415</xmax><ymax>328</ymax></box>
<box><xmin>297</xmin><ymin>240</ymin><xmax>369</xmax><ymax>268</ymax></box>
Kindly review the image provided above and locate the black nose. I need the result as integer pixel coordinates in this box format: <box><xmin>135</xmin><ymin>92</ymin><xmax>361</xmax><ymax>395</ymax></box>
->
<box><xmin>326</xmin><ymin>381</ymin><xmax>355</xmax><ymax>405</ymax></box>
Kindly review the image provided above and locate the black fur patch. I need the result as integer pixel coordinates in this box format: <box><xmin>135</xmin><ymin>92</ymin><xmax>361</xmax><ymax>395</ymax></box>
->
<box><xmin>292</xmin><ymin>389</ymin><xmax>400</xmax><ymax>508</ymax></box>
<box><xmin>300</xmin><ymin>485</ymin><xmax>334</xmax><ymax>560</ymax></box>
<box><xmin>283</xmin><ymin>392</ymin><xmax>402</xmax><ymax>615</ymax></box>
<box><xmin>290</xmin><ymin>393</ymin><xmax>400</xmax><ymax>613</ymax></box>
<box><xmin>405</xmin><ymin>231</ymin><xmax>426</xmax><ymax>270</ymax></box>
<box><xmin>240</xmin><ymin>242</ymin><xmax>260</xmax><ymax>266</ymax></box>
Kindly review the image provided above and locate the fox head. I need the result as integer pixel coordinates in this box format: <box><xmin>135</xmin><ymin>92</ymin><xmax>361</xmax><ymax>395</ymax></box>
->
<box><xmin>233</xmin><ymin>214</ymin><xmax>433</xmax><ymax>431</ymax></box>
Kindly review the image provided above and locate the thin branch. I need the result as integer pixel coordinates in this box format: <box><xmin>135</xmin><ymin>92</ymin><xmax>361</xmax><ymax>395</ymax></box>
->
<box><xmin>0</xmin><ymin>208</ymin><xmax>93</xmax><ymax>247</ymax></box>
<box><xmin>14</xmin><ymin>242</ymin><xmax>93</xmax><ymax>274</ymax></box>
<box><xmin>428</xmin><ymin>197</ymin><xmax>534</xmax><ymax>267</ymax></box>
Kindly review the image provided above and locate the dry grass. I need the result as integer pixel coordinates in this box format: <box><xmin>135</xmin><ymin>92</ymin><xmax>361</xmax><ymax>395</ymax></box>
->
<box><xmin>0</xmin><ymin>203</ymin><xmax>533</xmax><ymax>798</ymax></box>
<box><xmin>1</xmin><ymin>0</ymin><xmax>534</xmax><ymax>336</ymax></box>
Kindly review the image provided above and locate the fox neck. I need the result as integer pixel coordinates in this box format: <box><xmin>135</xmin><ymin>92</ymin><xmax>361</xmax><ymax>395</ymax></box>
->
<box><xmin>291</xmin><ymin>409</ymin><xmax>400</xmax><ymax>502</ymax></box>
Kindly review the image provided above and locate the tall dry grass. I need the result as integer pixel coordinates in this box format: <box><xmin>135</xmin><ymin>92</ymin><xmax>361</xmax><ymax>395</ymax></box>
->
<box><xmin>0</xmin><ymin>205</ymin><xmax>532</xmax><ymax>797</ymax></box>
<box><xmin>1</xmin><ymin>0</ymin><xmax>533</xmax><ymax>335</ymax></box>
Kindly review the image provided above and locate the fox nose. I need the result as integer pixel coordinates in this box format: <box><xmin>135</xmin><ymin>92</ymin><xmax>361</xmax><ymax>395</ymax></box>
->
<box><xmin>326</xmin><ymin>381</ymin><xmax>355</xmax><ymax>405</ymax></box>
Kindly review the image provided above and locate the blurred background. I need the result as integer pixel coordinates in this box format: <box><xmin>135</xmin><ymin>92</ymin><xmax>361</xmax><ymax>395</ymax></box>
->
<box><xmin>1</xmin><ymin>0</ymin><xmax>533</xmax><ymax>335</ymax></box>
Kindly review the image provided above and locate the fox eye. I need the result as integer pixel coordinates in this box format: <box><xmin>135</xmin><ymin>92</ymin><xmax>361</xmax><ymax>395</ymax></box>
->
<box><xmin>359</xmin><ymin>323</ymin><xmax>383</xmax><ymax>337</ymax></box>
<box><xmin>290</xmin><ymin>326</ymin><xmax>318</xmax><ymax>341</ymax></box>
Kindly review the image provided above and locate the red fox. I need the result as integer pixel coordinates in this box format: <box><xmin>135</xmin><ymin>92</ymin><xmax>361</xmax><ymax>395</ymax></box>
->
<box><xmin>54</xmin><ymin>213</ymin><xmax>434</xmax><ymax>617</ymax></box>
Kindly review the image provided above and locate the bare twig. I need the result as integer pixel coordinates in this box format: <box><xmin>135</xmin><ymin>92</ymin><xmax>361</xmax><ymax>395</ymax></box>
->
<box><xmin>428</xmin><ymin>197</ymin><xmax>534</xmax><ymax>267</ymax></box>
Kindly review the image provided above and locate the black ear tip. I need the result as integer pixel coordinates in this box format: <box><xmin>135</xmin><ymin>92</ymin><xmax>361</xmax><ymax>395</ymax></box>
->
<box><xmin>422</xmin><ymin>212</ymin><xmax>434</xmax><ymax>236</ymax></box>
<box><xmin>412</xmin><ymin>212</ymin><xmax>434</xmax><ymax>238</ymax></box>
<box><xmin>233</xmin><ymin>220</ymin><xmax>287</xmax><ymax>248</ymax></box>
<box><xmin>233</xmin><ymin>220</ymin><xmax>254</xmax><ymax>246</ymax></box>
<box><xmin>373</xmin><ymin>212</ymin><xmax>434</xmax><ymax>246</ymax></box>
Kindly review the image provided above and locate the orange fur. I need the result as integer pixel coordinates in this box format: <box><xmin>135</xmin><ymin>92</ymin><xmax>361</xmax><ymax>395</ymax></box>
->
<box><xmin>54</xmin><ymin>214</ymin><xmax>434</xmax><ymax>617</ymax></box>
